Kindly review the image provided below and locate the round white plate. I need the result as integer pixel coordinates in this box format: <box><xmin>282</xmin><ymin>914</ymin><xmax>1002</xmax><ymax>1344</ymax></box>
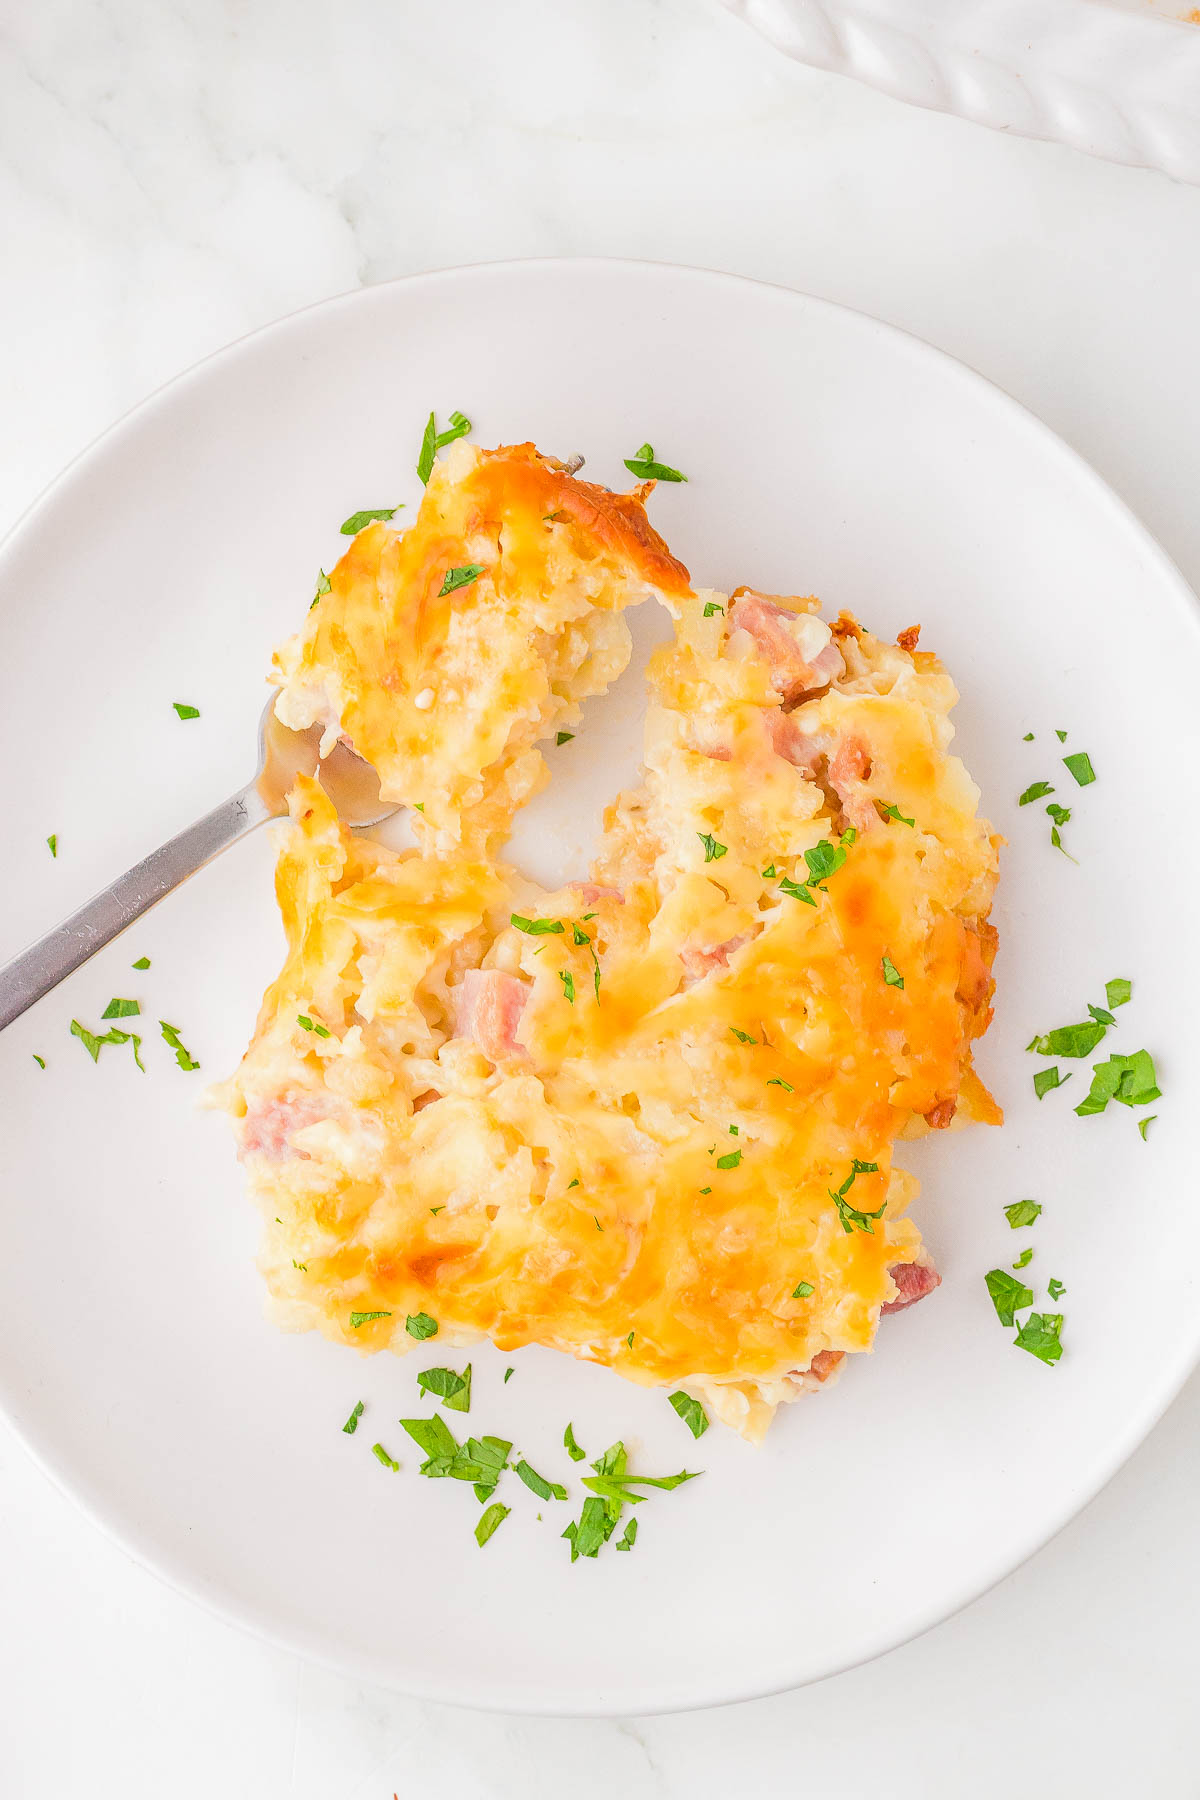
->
<box><xmin>1</xmin><ymin>260</ymin><xmax>1197</xmax><ymax>1716</ymax></box>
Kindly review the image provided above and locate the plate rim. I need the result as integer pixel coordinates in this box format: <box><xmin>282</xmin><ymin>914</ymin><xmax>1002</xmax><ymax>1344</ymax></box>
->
<box><xmin>3</xmin><ymin>256</ymin><xmax>1199</xmax><ymax>1716</ymax></box>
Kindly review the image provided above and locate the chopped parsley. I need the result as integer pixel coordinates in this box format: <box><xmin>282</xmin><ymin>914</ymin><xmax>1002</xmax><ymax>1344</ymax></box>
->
<box><xmin>504</xmin><ymin>1367</ymin><xmax>514</xmax><ymax>1383</ymax></box>
<box><xmin>985</xmin><ymin>1268</ymin><xmax>1034</xmax><ymax>1327</ymax></box>
<box><xmin>32</xmin><ymin>1054</ymin><xmax>45</xmax><ymax>1069</ymax></box>
<box><xmin>159</xmin><ymin>1021</ymin><xmax>199</xmax><ymax>1071</ymax></box>
<box><xmin>132</xmin><ymin>957</ymin><xmax>151</xmax><ymax>970</ymax></box>
<box><xmin>881</xmin><ymin>954</ymin><xmax>904</xmax><ymax>989</ymax></box>
<box><xmin>350</xmin><ymin>1310</ymin><xmax>392</xmax><ymax>1329</ymax></box>
<box><xmin>1018</xmin><ymin>781</ymin><xmax>1054</xmax><ymax>806</ymax></box>
<box><xmin>829</xmin><ymin>1159</ymin><xmax>885</xmax><ymax>1234</ymax></box>
<box><xmin>615</xmin><ymin>1518</ymin><xmax>638</xmax><ymax>1552</ymax></box>
<box><xmin>400</xmin><ymin>1415</ymin><xmax>510</xmax><ymax>1498</ymax></box>
<box><xmin>581</xmin><ymin>1468</ymin><xmax>699</xmax><ymax>1501</ymax></box>
<box><xmin>417</xmin><ymin>1365</ymin><xmax>472</xmax><ymax>1412</ymax></box>
<box><xmin>762</xmin><ymin>863</ymin><xmax>778</xmax><ymax>879</ymax></box>
<box><xmin>475</xmin><ymin>1503</ymin><xmax>511</xmax><ymax>1546</ymax></box>
<box><xmin>1033</xmin><ymin>1066</ymin><xmax>1068</xmax><ymax>1099</ymax></box>
<box><xmin>417</xmin><ymin>409</ymin><xmax>471</xmax><ymax>484</ymax></box>
<box><xmin>340</xmin><ymin>505</ymin><xmax>400</xmax><ymax>534</ymax></box>
<box><xmin>1062</xmin><ymin>751</ymin><xmax>1095</xmax><ymax>787</ymax></box>
<box><xmin>1023</xmin><ymin>732</ymin><xmax>1034</xmax><ymax>742</ymax></box>
<box><xmin>371</xmin><ymin>1443</ymin><xmax>401</xmax><ymax>1472</ymax></box>
<box><xmin>510</xmin><ymin>913</ymin><xmax>564</xmax><ymax>936</ymax></box>
<box><xmin>515</xmin><ymin>1459</ymin><xmax>567</xmax><ymax>1502</ymax></box>
<box><xmin>1047</xmin><ymin>1278</ymin><xmax>1066</xmax><ymax>1301</ymax></box>
<box><xmin>792</xmin><ymin>1280</ymin><xmax>815</xmax><ymax>1299</ymax></box>
<box><xmin>1139</xmin><ymin>1116</ymin><xmax>1157</xmax><ymax>1141</ymax></box>
<box><xmin>804</xmin><ymin>839</ymin><xmax>847</xmax><ymax>886</ymax></box>
<box><xmin>1004</xmin><ymin>1200</ymin><xmax>1042</xmax><ymax>1228</ymax></box>
<box><xmin>1056</xmin><ymin>729</ymin><xmax>1068</xmax><ymax>742</ymax></box>
<box><xmin>556</xmin><ymin>731</ymin><xmax>574</xmax><ymax>745</ymax></box>
<box><xmin>438</xmin><ymin>562</ymin><xmax>484</xmax><ymax>598</ymax></box>
<box><xmin>779</xmin><ymin>876</ymin><xmax>817</xmax><ymax>906</ymax></box>
<box><xmin>405</xmin><ymin>1312</ymin><xmax>439</xmax><ymax>1340</ymax></box>
<box><xmin>296</xmin><ymin>1014</ymin><xmax>331</xmax><ymax>1037</ymax></box>
<box><xmin>70</xmin><ymin>1018</ymin><xmax>145</xmax><ymax>1071</ymax></box>
<box><xmin>563</xmin><ymin>1423</ymin><xmax>586</xmax><ymax>1462</ymax></box>
<box><xmin>625</xmin><ymin>1331</ymin><xmax>635</xmax><ymax>1348</ymax></box>
<box><xmin>699</xmin><ymin>1186</ymin><xmax>712</xmax><ymax>1195</ymax></box>
<box><xmin>668</xmin><ymin>1391</ymin><xmax>709</xmax><ymax>1439</ymax></box>
<box><xmin>46</xmin><ymin>833</ymin><xmax>57</xmax><ymax>857</ymax></box>
<box><xmin>1075</xmin><ymin>1050</ymin><xmax>1161</xmax><ymax>1117</ymax></box>
<box><xmin>1014</xmin><ymin>1311</ymin><xmax>1064</xmax><ymax>1365</ymax></box>
<box><xmin>572</xmin><ymin>921</ymin><xmax>602</xmax><ymax>1000</ymax></box>
<box><xmin>697</xmin><ymin>832</ymin><xmax>727</xmax><ymax>863</ymax></box>
<box><xmin>1028</xmin><ymin>1020</ymin><xmax>1107</xmax><ymax>1060</ymax></box>
<box><xmin>730</xmin><ymin>1027</ymin><xmax>757</xmax><ymax>1044</ymax></box>
<box><xmin>559</xmin><ymin>969</ymin><xmax>576</xmax><ymax>1004</ymax></box>
<box><xmin>715</xmin><ymin>1149</ymin><xmax>742</xmax><ymax>1170</ymax></box>
<box><xmin>1088</xmin><ymin>1003</ymin><xmax>1116</xmax><ymax>1027</ymax></box>
<box><xmin>768</xmin><ymin>1076</ymin><xmax>794</xmax><ymax>1092</ymax></box>
<box><xmin>342</xmin><ymin>1401</ymin><xmax>364</xmax><ymax>1434</ymax></box>
<box><xmin>101</xmin><ymin>998</ymin><xmax>139</xmax><ymax>1020</ymax></box>
<box><xmin>1012</xmin><ymin>1247</ymin><xmax>1033</xmax><ymax>1270</ymax></box>
<box><xmin>429</xmin><ymin>1205</ymin><xmax>445</xmax><ymax>1215</ymax></box>
<box><xmin>172</xmin><ymin>702</ymin><xmax>200</xmax><ymax>721</ymax></box>
<box><xmin>623</xmin><ymin>442</ymin><xmax>687</xmax><ymax>483</ymax></box>
<box><xmin>292</xmin><ymin>1260</ymin><xmax>308</xmax><ymax>1271</ymax></box>
<box><xmin>703</xmin><ymin>600</ymin><xmax>725</xmax><ymax>617</ymax></box>
<box><xmin>1105</xmin><ymin>977</ymin><xmax>1132</xmax><ymax>1008</ymax></box>
<box><xmin>312</xmin><ymin>569</ymin><xmax>331</xmax><ymax>607</ymax></box>
<box><xmin>878</xmin><ymin>802</ymin><xmax>915</xmax><ymax>827</ymax></box>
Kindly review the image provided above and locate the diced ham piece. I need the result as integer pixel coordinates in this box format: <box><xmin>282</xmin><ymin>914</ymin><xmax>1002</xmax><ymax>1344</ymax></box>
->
<box><xmin>827</xmin><ymin>734</ymin><xmax>876</xmax><ymax>833</ymax></box>
<box><xmin>880</xmin><ymin>1259</ymin><xmax>942</xmax><ymax>1315</ymax></box>
<box><xmin>239</xmin><ymin>1091</ymin><xmax>329</xmax><ymax>1162</ymax></box>
<box><xmin>807</xmin><ymin>1349</ymin><xmax>845</xmax><ymax>1382</ymax></box>
<box><xmin>454</xmin><ymin>969</ymin><xmax>530</xmax><ymax>1062</ymax></box>
<box><xmin>729</xmin><ymin>593</ymin><xmax>845</xmax><ymax>702</ymax></box>
<box><xmin>766</xmin><ymin>717</ymin><xmax>877</xmax><ymax>835</ymax></box>
<box><xmin>679</xmin><ymin>934</ymin><xmax>748</xmax><ymax>984</ymax></box>
<box><xmin>568</xmin><ymin>882</ymin><xmax>623</xmax><ymax>907</ymax></box>
<box><xmin>923</xmin><ymin>1098</ymin><xmax>957</xmax><ymax>1130</ymax></box>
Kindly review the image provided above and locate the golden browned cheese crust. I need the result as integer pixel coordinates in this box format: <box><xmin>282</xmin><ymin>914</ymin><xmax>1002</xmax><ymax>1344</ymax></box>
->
<box><xmin>219</xmin><ymin>538</ymin><xmax>1000</xmax><ymax>1439</ymax></box>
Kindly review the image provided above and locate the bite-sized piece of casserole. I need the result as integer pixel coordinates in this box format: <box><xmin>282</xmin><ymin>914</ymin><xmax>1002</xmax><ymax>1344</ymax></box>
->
<box><xmin>219</xmin><ymin>565</ymin><xmax>999</xmax><ymax>1443</ymax></box>
<box><xmin>269</xmin><ymin>439</ymin><xmax>691</xmax><ymax>852</ymax></box>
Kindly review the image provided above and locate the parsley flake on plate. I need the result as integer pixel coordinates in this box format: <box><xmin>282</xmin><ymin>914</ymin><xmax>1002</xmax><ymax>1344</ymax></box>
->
<box><xmin>1014</xmin><ymin>1311</ymin><xmax>1064</xmax><ymax>1365</ymax></box>
<box><xmin>515</xmin><ymin>1459</ymin><xmax>567</xmax><ymax>1502</ymax></box>
<box><xmin>1062</xmin><ymin>751</ymin><xmax>1096</xmax><ymax>787</ymax></box>
<box><xmin>563</xmin><ymin>1423</ymin><xmax>586</xmax><ymax>1462</ymax></box>
<box><xmin>615</xmin><ymin>1518</ymin><xmax>638</xmax><ymax>1552</ymax></box>
<box><xmin>623</xmin><ymin>442</ymin><xmax>687</xmax><ymax>483</ymax></box>
<box><xmin>371</xmin><ymin>1443</ymin><xmax>400</xmax><ymax>1472</ymax></box>
<box><xmin>32</xmin><ymin>1054</ymin><xmax>45</xmax><ymax>1069</ymax></box>
<box><xmin>417</xmin><ymin>1365</ymin><xmax>472</xmax><ymax>1413</ymax></box>
<box><xmin>342</xmin><ymin>1401</ymin><xmax>364</xmax><ymax>1435</ymax></box>
<box><xmin>668</xmin><ymin>1391</ymin><xmax>709</xmax><ymax>1439</ymax></box>
<box><xmin>475</xmin><ymin>1503</ymin><xmax>511</xmax><ymax>1547</ymax></box>
<box><xmin>159</xmin><ymin>1020</ymin><xmax>199</xmax><ymax>1071</ymax></box>
<box><xmin>1004</xmin><ymin>1199</ymin><xmax>1042</xmax><ymax>1228</ymax></box>
<box><xmin>1028</xmin><ymin>1020</ymin><xmax>1108</xmax><ymax>1060</ymax></box>
<box><xmin>311</xmin><ymin>569</ymin><xmax>331</xmax><ymax>608</ymax></box>
<box><xmin>1012</xmin><ymin>1248</ymin><xmax>1033</xmax><ymax>1270</ymax></box>
<box><xmin>1075</xmin><ymin>1050</ymin><xmax>1161</xmax><ymax>1117</ymax></box>
<box><xmin>504</xmin><ymin>1367</ymin><xmax>514</xmax><ymax>1383</ymax></box>
<box><xmin>172</xmin><ymin>702</ymin><xmax>200</xmax><ymax>721</ymax></box>
<box><xmin>1047</xmin><ymin>1278</ymin><xmax>1066</xmax><ymax>1301</ymax></box>
<box><xmin>1055</xmin><ymin>729</ymin><xmax>1068</xmax><ymax>742</ymax></box>
<box><xmin>417</xmin><ymin>409</ymin><xmax>471</xmax><ymax>484</ymax></box>
<box><xmin>556</xmin><ymin>731</ymin><xmax>574</xmax><ymax>745</ymax></box>
<box><xmin>101</xmin><ymin>998</ymin><xmax>139</xmax><ymax>1020</ymax></box>
<box><xmin>405</xmin><ymin>1312</ymin><xmax>439</xmax><ymax>1341</ymax></box>
<box><xmin>985</xmin><ymin>1268</ymin><xmax>1034</xmax><ymax>1327</ymax></box>
<box><xmin>340</xmin><ymin>505</ymin><xmax>401</xmax><ymax>534</ymax></box>
<box><xmin>1139</xmin><ymin>1116</ymin><xmax>1157</xmax><ymax>1141</ymax></box>
<box><xmin>1019</xmin><ymin>781</ymin><xmax>1054</xmax><ymax>806</ymax></box>
<box><xmin>46</xmin><ymin>833</ymin><xmax>58</xmax><ymax>857</ymax></box>
<box><xmin>1106</xmin><ymin>977</ymin><xmax>1132</xmax><ymax>1009</ymax></box>
<box><xmin>132</xmin><ymin>956</ymin><xmax>151</xmax><ymax>970</ymax></box>
<box><xmin>698</xmin><ymin>831</ymin><xmax>727</xmax><ymax>862</ymax></box>
<box><xmin>1033</xmin><ymin>1066</ymin><xmax>1069</xmax><ymax>1099</ymax></box>
<box><xmin>438</xmin><ymin>562</ymin><xmax>484</xmax><ymax>598</ymax></box>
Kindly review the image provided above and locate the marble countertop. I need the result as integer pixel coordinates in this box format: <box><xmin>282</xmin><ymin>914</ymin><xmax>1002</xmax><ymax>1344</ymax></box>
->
<box><xmin>3</xmin><ymin>2</ymin><xmax>1199</xmax><ymax>1794</ymax></box>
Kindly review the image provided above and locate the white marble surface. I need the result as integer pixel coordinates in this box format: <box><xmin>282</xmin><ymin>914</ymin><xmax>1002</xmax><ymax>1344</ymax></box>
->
<box><xmin>2</xmin><ymin>2</ymin><xmax>1199</xmax><ymax>1793</ymax></box>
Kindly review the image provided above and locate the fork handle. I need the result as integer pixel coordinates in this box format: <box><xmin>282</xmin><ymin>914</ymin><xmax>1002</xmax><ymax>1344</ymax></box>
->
<box><xmin>0</xmin><ymin>783</ymin><xmax>273</xmax><ymax>1033</ymax></box>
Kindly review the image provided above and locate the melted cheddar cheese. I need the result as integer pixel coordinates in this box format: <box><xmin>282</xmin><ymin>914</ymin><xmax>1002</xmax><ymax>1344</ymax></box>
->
<box><xmin>271</xmin><ymin>440</ymin><xmax>690</xmax><ymax>852</ymax></box>
<box><xmin>220</xmin><ymin>481</ymin><xmax>1000</xmax><ymax>1438</ymax></box>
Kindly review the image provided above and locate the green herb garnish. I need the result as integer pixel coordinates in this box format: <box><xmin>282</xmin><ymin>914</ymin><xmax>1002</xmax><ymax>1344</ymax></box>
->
<box><xmin>1004</xmin><ymin>1200</ymin><xmax>1042</xmax><ymax>1228</ymax></box>
<box><xmin>159</xmin><ymin>1021</ymin><xmax>199</xmax><ymax>1071</ymax></box>
<box><xmin>715</xmin><ymin>1149</ymin><xmax>742</xmax><ymax>1170</ymax></box>
<box><xmin>1075</xmin><ymin>1049</ymin><xmax>1161</xmax><ymax>1117</ymax></box>
<box><xmin>510</xmin><ymin>913</ymin><xmax>564</xmax><ymax>935</ymax></box>
<box><xmin>623</xmin><ymin>442</ymin><xmax>687</xmax><ymax>483</ymax></box>
<box><xmin>881</xmin><ymin>954</ymin><xmax>904</xmax><ymax>989</ymax></box>
<box><xmin>46</xmin><ymin>834</ymin><xmax>57</xmax><ymax>857</ymax></box>
<box><xmin>312</xmin><ymin>569</ymin><xmax>331</xmax><ymax>607</ymax></box>
<box><xmin>1028</xmin><ymin>1020</ymin><xmax>1108</xmax><ymax>1059</ymax></box>
<box><xmin>417</xmin><ymin>409</ymin><xmax>471</xmax><ymax>484</ymax></box>
<box><xmin>556</xmin><ymin>731</ymin><xmax>574</xmax><ymax>745</ymax></box>
<box><xmin>172</xmin><ymin>702</ymin><xmax>200</xmax><ymax>721</ymax></box>
<box><xmin>698</xmin><ymin>832</ymin><xmax>727</xmax><ymax>863</ymax></box>
<box><xmin>985</xmin><ymin>1268</ymin><xmax>1034</xmax><ymax>1327</ymax></box>
<box><xmin>1019</xmin><ymin>781</ymin><xmax>1054</xmax><ymax>805</ymax></box>
<box><xmin>504</xmin><ymin>1367</ymin><xmax>514</xmax><ymax>1382</ymax></box>
<box><xmin>438</xmin><ymin>562</ymin><xmax>485</xmax><ymax>597</ymax></box>
<box><xmin>559</xmin><ymin>969</ymin><xmax>576</xmax><ymax>1004</ymax></box>
<box><xmin>340</xmin><ymin>505</ymin><xmax>400</xmax><ymax>534</ymax></box>
<box><xmin>703</xmin><ymin>600</ymin><xmax>725</xmax><ymax>617</ymax></box>
<box><xmin>1014</xmin><ymin>1311</ymin><xmax>1064</xmax><ymax>1365</ymax></box>
<box><xmin>779</xmin><ymin>876</ymin><xmax>816</xmax><ymax>906</ymax></box>
<box><xmin>32</xmin><ymin>1054</ymin><xmax>45</xmax><ymax>1069</ymax></box>
<box><xmin>371</xmin><ymin>1443</ymin><xmax>400</xmax><ymax>1472</ymax></box>
<box><xmin>475</xmin><ymin>1503</ymin><xmax>510</xmax><ymax>1546</ymax></box>
<box><xmin>350</xmin><ymin>1310</ymin><xmax>392</xmax><ymax>1329</ymax></box>
<box><xmin>342</xmin><ymin>1401</ymin><xmax>364</xmax><ymax>1434</ymax></box>
<box><xmin>515</xmin><ymin>1459</ymin><xmax>567</xmax><ymax>1502</ymax></box>
<box><xmin>563</xmin><ymin>1423</ymin><xmax>586</xmax><ymax>1463</ymax></box>
<box><xmin>1139</xmin><ymin>1116</ymin><xmax>1157</xmax><ymax>1141</ymax></box>
<box><xmin>1047</xmin><ymin>1278</ymin><xmax>1066</xmax><ymax>1301</ymax></box>
<box><xmin>102</xmin><ymin>998</ymin><xmax>139</xmax><ymax>1020</ymax></box>
<box><xmin>406</xmin><ymin>1312</ymin><xmax>439</xmax><ymax>1340</ymax></box>
<box><xmin>878</xmin><ymin>802</ymin><xmax>915</xmax><ymax>826</ymax></box>
<box><xmin>1062</xmin><ymin>752</ymin><xmax>1095</xmax><ymax>787</ymax></box>
<box><xmin>417</xmin><ymin>1365</ymin><xmax>472</xmax><ymax>1412</ymax></box>
<box><xmin>803</xmin><ymin>839</ymin><xmax>847</xmax><ymax>886</ymax></box>
<box><xmin>132</xmin><ymin>957</ymin><xmax>151</xmax><ymax>970</ymax></box>
<box><xmin>615</xmin><ymin>1518</ymin><xmax>638</xmax><ymax>1552</ymax></box>
<box><xmin>1012</xmin><ymin>1248</ymin><xmax>1033</xmax><ymax>1270</ymax></box>
<box><xmin>730</xmin><ymin>1027</ymin><xmax>757</xmax><ymax>1044</ymax></box>
<box><xmin>768</xmin><ymin>1076</ymin><xmax>794</xmax><ymax>1092</ymax></box>
<box><xmin>792</xmin><ymin>1280</ymin><xmax>814</xmax><ymax>1299</ymax></box>
<box><xmin>668</xmin><ymin>1392</ymin><xmax>709</xmax><ymax>1439</ymax></box>
<box><xmin>1033</xmin><ymin>1067</ymin><xmax>1068</xmax><ymax>1099</ymax></box>
<box><xmin>1106</xmin><ymin>978</ymin><xmax>1131</xmax><ymax>1008</ymax></box>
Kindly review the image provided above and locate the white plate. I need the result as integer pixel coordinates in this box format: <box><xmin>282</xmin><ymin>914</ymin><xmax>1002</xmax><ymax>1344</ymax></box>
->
<box><xmin>1</xmin><ymin>260</ymin><xmax>1197</xmax><ymax>1716</ymax></box>
<box><xmin>722</xmin><ymin>0</ymin><xmax>1200</xmax><ymax>185</ymax></box>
